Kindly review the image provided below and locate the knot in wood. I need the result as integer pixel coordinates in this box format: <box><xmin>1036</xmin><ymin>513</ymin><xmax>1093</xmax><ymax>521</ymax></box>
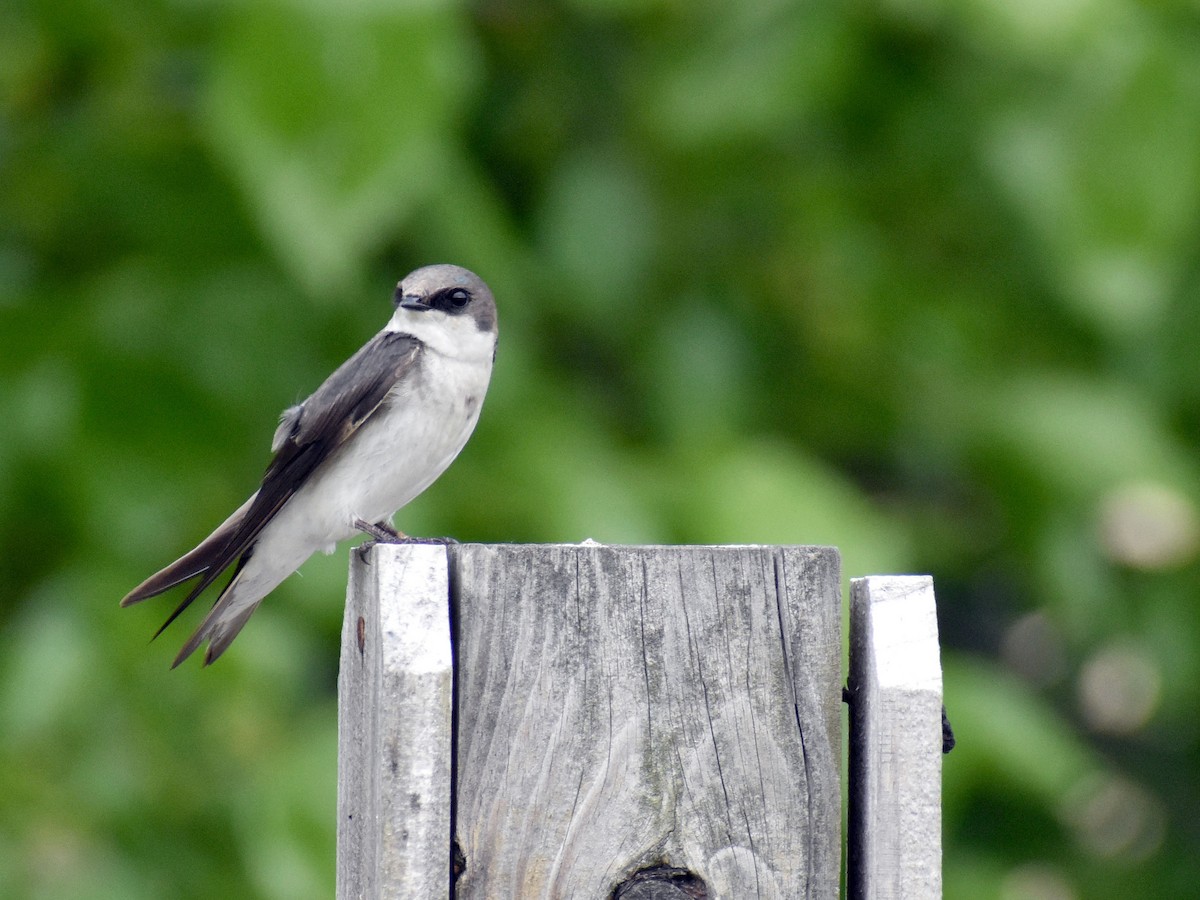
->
<box><xmin>613</xmin><ymin>865</ymin><xmax>707</xmax><ymax>900</ymax></box>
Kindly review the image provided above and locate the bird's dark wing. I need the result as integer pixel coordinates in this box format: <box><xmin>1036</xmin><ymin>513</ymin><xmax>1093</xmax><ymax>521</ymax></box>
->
<box><xmin>121</xmin><ymin>330</ymin><xmax>422</xmax><ymax>633</ymax></box>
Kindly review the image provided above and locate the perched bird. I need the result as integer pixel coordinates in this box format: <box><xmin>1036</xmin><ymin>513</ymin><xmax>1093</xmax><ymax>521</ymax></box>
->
<box><xmin>122</xmin><ymin>264</ymin><xmax>498</xmax><ymax>667</ymax></box>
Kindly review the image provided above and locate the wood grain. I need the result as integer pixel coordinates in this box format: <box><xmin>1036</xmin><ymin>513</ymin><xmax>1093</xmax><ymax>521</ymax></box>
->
<box><xmin>847</xmin><ymin>575</ymin><xmax>943</xmax><ymax>899</ymax></box>
<box><xmin>451</xmin><ymin>544</ymin><xmax>842</xmax><ymax>899</ymax></box>
<box><xmin>337</xmin><ymin>543</ymin><xmax>453</xmax><ymax>900</ymax></box>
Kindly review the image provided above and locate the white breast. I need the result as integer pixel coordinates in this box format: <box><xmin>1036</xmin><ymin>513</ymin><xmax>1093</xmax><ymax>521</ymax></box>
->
<box><xmin>253</xmin><ymin>341</ymin><xmax>494</xmax><ymax>562</ymax></box>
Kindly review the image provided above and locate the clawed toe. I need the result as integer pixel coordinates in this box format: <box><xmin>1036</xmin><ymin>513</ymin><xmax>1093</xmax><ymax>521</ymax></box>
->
<box><xmin>353</xmin><ymin>518</ymin><xmax>405</xmax><ymax>543</ymax></box>
<box><xmin>352</xmin><ymin>518</ymin><xmax>458</xmax><ymax>547</ymax></box>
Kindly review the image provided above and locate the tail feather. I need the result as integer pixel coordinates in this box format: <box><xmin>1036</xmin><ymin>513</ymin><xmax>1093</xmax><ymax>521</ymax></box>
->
<box><xmin>121</xmin><ymin>495</ymin><xmax>255</xmax><ymax>607</ymax></box>
<box><xmin>153</xmin><ymin>555</ymin><xmax>244</xmax><ymax>641</ymax></box>
<box><xmin>171</xmin><ymin>565</ymin><xmax>264</xmax><ymax>669</ymax></box>
<box><xmin>120</xmin><ymin>542</ymin><xmax>215</xmax><ymax>608</ymax></box>
<box><xmin>121</xmin><ymin>496</ymin><xmax>256</xmax><ymax>642</ymax></box>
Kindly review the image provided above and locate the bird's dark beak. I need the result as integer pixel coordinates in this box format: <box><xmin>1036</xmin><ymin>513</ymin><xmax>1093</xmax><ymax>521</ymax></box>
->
<box><xmin>399</xmin><ymin>295</ymin><xmax>431</xmax><ymax>311</ymax></box>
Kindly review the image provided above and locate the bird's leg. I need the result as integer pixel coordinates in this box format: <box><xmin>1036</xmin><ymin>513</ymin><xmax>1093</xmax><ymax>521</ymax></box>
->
<box><xmin>353</xmin><ymin>517</ymin><xmax>460</xmax><ymax>547</ymax></box>
<box><xmin>353</xmin><ymin>517</ymin><xmax>407</xmax><ymax>543</ymax></box>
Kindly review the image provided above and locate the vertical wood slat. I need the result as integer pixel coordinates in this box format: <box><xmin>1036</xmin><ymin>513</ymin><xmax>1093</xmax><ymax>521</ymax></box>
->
<box><xmin>452</xmin><ymin>544</ymin><xmax>842</xmax><ymax>899</ymax></box>
<box><xmin>847</xmin><ymin>575</ymin><xmax>944</xmax><ymax>899</ymax></box>
<box><xmin>337</xmin><ymin>543</ymin><xmax>453</xmax><ymax>899</ymax></box>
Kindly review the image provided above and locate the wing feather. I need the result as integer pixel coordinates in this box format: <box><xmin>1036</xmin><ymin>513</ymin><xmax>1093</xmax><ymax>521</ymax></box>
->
<box><xmin>126</xmin><ymin>330</ymin><xmax>422</xmax><ymax>637</ymax></box>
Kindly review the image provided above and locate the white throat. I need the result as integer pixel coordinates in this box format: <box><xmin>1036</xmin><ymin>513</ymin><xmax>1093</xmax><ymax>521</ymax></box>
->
<box><xmin>387</xmin><ymin>309</ymin><xmax>496</xmax><ymax>362</ymax></box>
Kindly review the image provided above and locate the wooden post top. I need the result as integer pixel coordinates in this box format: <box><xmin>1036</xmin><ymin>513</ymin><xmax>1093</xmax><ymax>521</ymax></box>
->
<box><xmin>339</xmin><ymin>543</ymin><xmax>844</xmax><ymax>899</ymax></box>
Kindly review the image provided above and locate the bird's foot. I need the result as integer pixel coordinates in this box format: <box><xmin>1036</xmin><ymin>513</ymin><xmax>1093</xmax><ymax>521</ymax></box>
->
<box><xmin>354</xmin><ymin>518</ymin><xmax>406</xmax><ymax>543</ymax></box>
<box><xmin>353</xmin><ymin>518</ymin><xmax>459</xmax><ymax>548</ymax></box>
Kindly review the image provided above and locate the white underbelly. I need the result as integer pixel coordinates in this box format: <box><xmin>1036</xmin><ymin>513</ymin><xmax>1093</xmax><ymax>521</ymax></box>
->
<box><xmin>253</xmin><ymin>349</ymin><xmax>490</xmax><ymax>562</ymax></box>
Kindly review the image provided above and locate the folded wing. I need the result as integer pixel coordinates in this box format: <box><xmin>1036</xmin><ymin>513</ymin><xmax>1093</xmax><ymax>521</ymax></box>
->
<box><xmin>121</xmin><ymin>330</ymin><xmax>423</xmax><ymax>660</ymax></box>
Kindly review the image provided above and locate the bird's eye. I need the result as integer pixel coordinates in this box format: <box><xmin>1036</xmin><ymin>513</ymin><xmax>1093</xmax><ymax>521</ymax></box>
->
<box><xmin>448</xmin><ymin>289</ymin><xmax>471</xmax><ymax>309</ymax></box>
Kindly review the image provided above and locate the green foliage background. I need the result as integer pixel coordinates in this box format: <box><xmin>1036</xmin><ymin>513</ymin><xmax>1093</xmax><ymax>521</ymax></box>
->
<box><xmin>3</xmin><ymin>0</ymin><xmax>1199</xmax><ymax>897</ymax></box>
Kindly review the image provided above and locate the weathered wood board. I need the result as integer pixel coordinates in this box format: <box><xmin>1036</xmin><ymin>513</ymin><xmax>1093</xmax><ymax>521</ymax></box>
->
<box><xmin>847</xmin><ymin>575</ymin><xmax>944</xmax><ymax>899</ymax></box>
<box><xmin>337</xmin><ymin>543</ymin><xmax>454</xmax><ymax>900</ymax></box>
<box><xmin>451</xmin><ymin>544</ymin><xmax>842</xmax><ymax>899</ymax></box>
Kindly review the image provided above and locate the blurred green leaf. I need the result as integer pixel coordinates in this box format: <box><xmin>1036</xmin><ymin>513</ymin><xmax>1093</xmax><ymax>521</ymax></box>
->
<box><xmin>203</xmin><ymin>1</ymin><xmax>481</xmax><ymax>295</ymax></box>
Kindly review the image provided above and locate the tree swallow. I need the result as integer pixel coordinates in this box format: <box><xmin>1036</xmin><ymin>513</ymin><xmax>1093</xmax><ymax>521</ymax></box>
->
<box><xmin>122</xmin><ymin>264</ymin><xmax>498</xmax><ymax>667</ymax></box>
